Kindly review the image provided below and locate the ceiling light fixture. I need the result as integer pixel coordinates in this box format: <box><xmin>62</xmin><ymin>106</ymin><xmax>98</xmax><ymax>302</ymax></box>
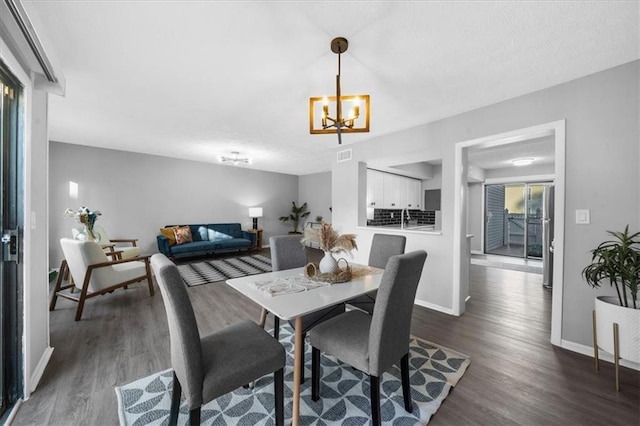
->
<box><xmin>512</xmin><ymin>157</ymin><xmax>534</xmax><ymax>166</ymax></box>
<box><xmin>309</xmin><ymin>37</ymin><xmax>370</xmax><ymax>145</ymax></box>
<box><xmin>219</xmin><ymin>151</ymin><xmax>250</xmax><ymax>165</ymax></box>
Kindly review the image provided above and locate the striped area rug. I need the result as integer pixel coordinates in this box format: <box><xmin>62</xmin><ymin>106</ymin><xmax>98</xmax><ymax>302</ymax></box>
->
<box><xmin>177</xmin><ymin>254</ymin><xmax>272</xmax><ymax>286</ymax></box>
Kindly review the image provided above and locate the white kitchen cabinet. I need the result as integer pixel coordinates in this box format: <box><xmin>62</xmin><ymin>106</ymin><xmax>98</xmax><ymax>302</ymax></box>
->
<box><xmin>366</xmin><ymin>169</ymin><xmax>384</xmax><ymax>207</ymax></box>
<box><xmin>383</xmin><ymin>173</ymin><xmax>401</xmax><ymax>208</ymax></box>
<box><xmin>406</xmin><ymin>179</ymin><xmax>421</xmax><ymax>209</ymax></box>
<box><xmin>367</xmin><ymin>169</ymin><xmax>422</xmax><ymax>209</ymax></box>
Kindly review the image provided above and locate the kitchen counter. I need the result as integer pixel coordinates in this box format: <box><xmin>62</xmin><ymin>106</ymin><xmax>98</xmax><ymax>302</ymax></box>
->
<box><xmin>360</xmin><ymin>224</ymin><xmax>442</xmax><ymax>235</ymax></box>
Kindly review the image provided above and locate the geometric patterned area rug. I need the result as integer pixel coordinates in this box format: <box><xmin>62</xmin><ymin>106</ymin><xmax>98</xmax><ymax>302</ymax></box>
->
<box><xmin>115</xmin><ymin>324</ymin><xmax>470</xmax><ymax>425</ymax></box>
<box><xmin>176</xmin><ymin>254</ymin><xmax>272</xmax><ymax>287</ymax></box>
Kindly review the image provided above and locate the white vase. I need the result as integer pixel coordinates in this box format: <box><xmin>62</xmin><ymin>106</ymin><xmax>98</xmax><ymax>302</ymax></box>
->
<box><xmin>319</xmin><ymin>251</ymin><xmax>339</xmax><ymax>274</ymax></box>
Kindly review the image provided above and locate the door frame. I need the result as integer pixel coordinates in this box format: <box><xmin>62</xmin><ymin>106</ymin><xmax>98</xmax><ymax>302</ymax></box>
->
<box><xmin>452</xmin><ymin>120</ymin><xmax>565</xmax><ymax>346</ymax></box>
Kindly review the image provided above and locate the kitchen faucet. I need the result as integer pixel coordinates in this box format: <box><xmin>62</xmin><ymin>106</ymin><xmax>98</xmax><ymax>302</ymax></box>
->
<box><xmin>401</xmin><ymin>208</ymin><xmax>411</xmax><ymax>229</ymax></box>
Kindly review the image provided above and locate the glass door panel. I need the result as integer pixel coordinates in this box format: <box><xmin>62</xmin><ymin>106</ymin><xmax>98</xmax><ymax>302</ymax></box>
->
<box><xmin>526</xmin><ymin>184</ymin><xmax>545</xmax><ymax>258</ymax></box>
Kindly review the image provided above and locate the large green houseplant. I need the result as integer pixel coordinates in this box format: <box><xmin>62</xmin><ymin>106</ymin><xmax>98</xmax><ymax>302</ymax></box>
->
<box><xmin>279</xmin><ymin>202</ymin><xmax>310</xmax><ymax>234</ymax></box>
<box><xmin>582</xmin><ymin>225</ymin><xmax>639</xmax><ymax>309</ymax></box>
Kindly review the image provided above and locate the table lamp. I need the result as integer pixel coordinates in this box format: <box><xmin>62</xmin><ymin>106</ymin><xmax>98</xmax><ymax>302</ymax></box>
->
<box><xmin>248</xmin><ymin>207</ymin><xmax>263</xmax><ymax>229</ymax></box>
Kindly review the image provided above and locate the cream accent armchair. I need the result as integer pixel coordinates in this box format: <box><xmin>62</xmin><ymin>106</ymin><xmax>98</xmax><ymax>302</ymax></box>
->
<box><xmin>50</xmin><ymin>238</ymin><xmax>154</xmax><ymax>321</ymax></box>
<box><xmin>72</xmin><ymin>225</ymin><xmax>141</xmax><ymax>259</ymax></box>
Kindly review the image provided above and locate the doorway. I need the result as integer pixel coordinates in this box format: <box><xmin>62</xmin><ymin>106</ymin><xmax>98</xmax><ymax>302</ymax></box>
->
<box><xmin>0</xmin><ymin>63</ymin><xmax>25</xmax><ymax>419</ymax></box>
<box><xmin>453</xmin><ymin>120</ymin><xmax>565</xmax><ymax>346</ymax></box>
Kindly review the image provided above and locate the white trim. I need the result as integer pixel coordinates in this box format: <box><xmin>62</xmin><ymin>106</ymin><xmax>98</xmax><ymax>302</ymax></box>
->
<box><xmin>453</xmin><ymin>120</ymin><xmax>566</xmax><ymax>344</ymax></box>
<box><xmin>484</xmin><ymin>174</ymin><xmax>555</xmax><ymax>185</ymax></box>
<box><xmin>560</xmin><ymin>339</ymin><xmax>640</xmax><ymax>372</ymax></box>
<box><xmin>2</xmin><ymin>399</ymin><xmax>23</xmax><ymax>425</ymax></box>
<box><xmin>414</xmin><ymin>298</ymin><xmax>455</xmax><ymax>316</ymax></box>
<box><xmin>29</xmin><ymin>346</ymin><xmax>53</xmax><ymax>393</ymax></box>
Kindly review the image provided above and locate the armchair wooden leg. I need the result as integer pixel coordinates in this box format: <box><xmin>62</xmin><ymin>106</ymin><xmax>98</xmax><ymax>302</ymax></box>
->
<box><xmin>74</xmin><ymin>276</ymin><xmax>92</xmax><ymax>321</ymax></box>
<box><xmin>49</xmin><ymin>260</ymin><xmax>67</xmax><ymax>311</ymax></box>
<box><xmin>370</xmin><ymin>375</ymin><xmax>381</xmax><ymax>426</ymax></box>
<box><xmin>274</xmin><ymin>367</ymin><xmax>284</xmax><ymax>426</ymax></box>
<box><xmin>145</xmin><ymin>259</ymin><xmax>154</xmax><ymax>296</ymax></box>
<box><xmin>312</xmin><ymin>347</ymin><xmax>321</xmax><ymax>401</ymax></box>
<box><xmin>401</xmin><ymin>353</ymin><xmax>413</xmax><ymax>412</ymax></box>
<box><xmin>169</xmin><ymin>371</ymin><xmax>181</xmax><ymax>426</ymax></box>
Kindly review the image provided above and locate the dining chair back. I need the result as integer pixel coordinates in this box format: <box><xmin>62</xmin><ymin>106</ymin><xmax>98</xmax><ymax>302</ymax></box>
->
<box><xmin>151</xmin><ymin>254</ymin><xmax>285</xmax><ymax>426</ymax></box>
<box><xmin>347</xmin><ymin>233</ymin><xmax>407</xmax><ymax>314</ymax></box>
<box><xmin>309</xmin><ymin>250</ymin><xmax>427</xmax><ymax>426</ymax></box>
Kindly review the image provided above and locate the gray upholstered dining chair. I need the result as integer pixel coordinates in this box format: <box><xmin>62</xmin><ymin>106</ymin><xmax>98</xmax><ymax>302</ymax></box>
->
<box><xmin>261</xmin><ymin>234</ymin><xmax>345</xmax><ymax>383</ymax></box>
<box><xmin>309</xmin><ymin>250</ymin><xmax>427</xmax><ymax>426</ymax></box>
<box><xmin>150</xmin><ymin>254</ymin><xmax>286</xmax><ymax>426</ymax></box>
<box><xmin>346</xmin><ymin>233</ymin><xmax>407</xmax><ymax>314</ymax></box>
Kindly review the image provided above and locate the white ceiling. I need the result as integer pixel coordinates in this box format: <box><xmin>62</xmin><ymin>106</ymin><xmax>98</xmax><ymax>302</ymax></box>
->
<box><xmin>25</xmin><ymin>1</ymin><xmax>639</xmax><ymax>176</ymax></box>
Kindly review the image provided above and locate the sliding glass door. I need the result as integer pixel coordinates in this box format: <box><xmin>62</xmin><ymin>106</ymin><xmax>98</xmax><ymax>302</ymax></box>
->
<box><xmin>0</xmin><ymin>63</ymin><xmax>24</xmax><ymax>419</ymax></box>
<box><xmin>484</xmin><ymin>182</ymin><xmax>550</xmax><ymax>259</ymax></box>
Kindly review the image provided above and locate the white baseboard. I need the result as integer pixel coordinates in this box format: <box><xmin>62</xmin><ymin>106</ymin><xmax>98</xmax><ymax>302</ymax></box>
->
<box><xmin>560</xmin><ymin>339</ymin><xmax>640</xmax><ymax>371</ymax></box>
<box><xmin>29</xmin><ymin>346</ymin><xmax>54</xmax><ymax>393</ymax></box>
<box><xmin>3</xmin><ymin>399</ymin><xmax>23</xmax><ymax>425</ymax></box>
<box><xmin>470</xmin><ymin>249</ymin><xmax>483</xmax><ymax>255</ymax></box>
<box><xmin>414</xmin><ymin>298</ymin><xmax>455</xmax><ymax>315</ymax></box>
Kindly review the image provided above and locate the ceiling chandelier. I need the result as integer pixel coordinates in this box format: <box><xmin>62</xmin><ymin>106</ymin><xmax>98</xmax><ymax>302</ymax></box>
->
<box><xmin>219</xmin><ymin>151</ymin><xmax>250</xmax><ymax>165</ymax></box>
<box><xmin>309</xmin><ymin>37</ymin><xmax>370</xmax><ymax>145</ymax></box>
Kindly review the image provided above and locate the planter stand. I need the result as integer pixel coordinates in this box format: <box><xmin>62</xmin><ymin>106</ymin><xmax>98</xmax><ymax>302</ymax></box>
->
<box><xmin>592</xmin><ymin>310</ymin><xmax>621</xmax><ymax>391</ymax></box>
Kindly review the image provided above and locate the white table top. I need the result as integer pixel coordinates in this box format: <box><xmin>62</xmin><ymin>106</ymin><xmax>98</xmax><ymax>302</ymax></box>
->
<box><xmin>226</xmin><ymin>265</ymin><xmax>384</xmax><ymax>320</ymax></box>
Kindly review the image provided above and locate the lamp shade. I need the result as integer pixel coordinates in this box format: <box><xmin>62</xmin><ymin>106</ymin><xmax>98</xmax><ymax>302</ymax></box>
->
<box><xmin>248</xmin><ymin>207</ymin><xmax>263</xmax><ymax>218</ymax></box>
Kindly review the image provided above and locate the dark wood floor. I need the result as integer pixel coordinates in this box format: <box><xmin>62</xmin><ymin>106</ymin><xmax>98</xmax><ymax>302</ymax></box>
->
<box><xmin>13</xmin><ymin>250</ymin><xmax>640</xmax><ymax>425</ymax></box>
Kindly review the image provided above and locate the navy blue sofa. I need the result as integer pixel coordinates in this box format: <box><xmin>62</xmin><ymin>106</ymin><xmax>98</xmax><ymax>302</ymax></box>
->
<box><xmin>157</xmin><ymin>223</ymin><xmax>255</xmax><ymax>259</ymax></box>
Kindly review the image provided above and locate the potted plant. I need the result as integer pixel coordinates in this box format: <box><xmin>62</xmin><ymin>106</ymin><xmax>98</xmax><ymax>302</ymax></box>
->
<box><xmin>279</xmin><ymin>202</ymin><xmax>311</xmax><ymax>234</ymax></box>
<box><xmin>582</xmin><ymin>225</ymin><xmax>640</xmax><ymax>389</ymax></box>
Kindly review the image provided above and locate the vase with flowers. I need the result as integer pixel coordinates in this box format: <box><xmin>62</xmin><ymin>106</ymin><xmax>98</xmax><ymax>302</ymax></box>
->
<box><xmin>65</xmin><ymin>206</ymin><xmax>102</xmax><ymax>242</ymax></box>
<box><xmin>301</xmin><ymin>222</ymin><xmax>357</xmax><ymax>273</ymax></box>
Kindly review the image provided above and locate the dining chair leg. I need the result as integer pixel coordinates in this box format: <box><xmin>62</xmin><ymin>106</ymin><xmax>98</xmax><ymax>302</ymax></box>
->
<box><xmin>299</xmin><ymin>333</ymin><xmax>307</xmax><ymax>384</ymax></box>
<box><xmin>273</xmin><ymin>316</ymin><xmax>280</xmax><ymax>340</ymax></box>
<box><xmin>400</xmin><ymin>352</ymin><xmax>413</xmax><ymax>412</ymax></box>
<box><xmin>169</xmin><ymin>371</ymin><xmax>181</xmax><ymax>426</ymax></box>
<box><xmin>274</xmin><ymin>367</ymin><xmax>284</xmax><ymax>426</ymax></box>
<box><xmin>370</xmin><ymin>375</ymin><xmax>381</xmax><ymax>426</ymax></box>
<box><xmin>311</xmin><ymin>347</ymin><xmax>321</xmax><ymax>401</ymax></box>
<box><xmin>189</xmin><ymin>407</ymin><xmax>200</xmax><ymax>426</ymax></box>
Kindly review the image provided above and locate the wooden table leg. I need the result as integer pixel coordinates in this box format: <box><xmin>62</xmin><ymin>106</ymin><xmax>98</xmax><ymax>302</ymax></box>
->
<box><xmin>292</xmin><ymin>316</ymin><xmax>303</xmax><ymax>426</ymax></box>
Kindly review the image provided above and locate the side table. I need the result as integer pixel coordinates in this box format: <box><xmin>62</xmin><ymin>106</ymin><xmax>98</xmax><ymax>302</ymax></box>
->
<box><xmin>248</xmin><ymin>228</ymin><xmax>263</xmax><ymax>251</ymax></box>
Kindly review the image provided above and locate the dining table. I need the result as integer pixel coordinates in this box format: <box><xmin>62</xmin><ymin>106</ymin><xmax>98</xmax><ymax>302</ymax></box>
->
<box><xmin>226</xmin><ymin>263</ymin><xmax>384</xmax><ymax>426</ymax></box>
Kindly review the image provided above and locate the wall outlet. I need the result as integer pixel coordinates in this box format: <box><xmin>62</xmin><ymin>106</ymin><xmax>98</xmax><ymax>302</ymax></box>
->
<box><xmin>390</xmin><ymin>212</ymin><xmax>394</xmax><ymax>219</ymax></box>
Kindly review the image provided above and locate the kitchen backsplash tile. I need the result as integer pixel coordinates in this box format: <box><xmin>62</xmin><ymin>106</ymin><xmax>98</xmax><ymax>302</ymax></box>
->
<box><xmin>367</xmin><ymin>209</ymin><xmax>436</xmax><ymax>227</ymax></box>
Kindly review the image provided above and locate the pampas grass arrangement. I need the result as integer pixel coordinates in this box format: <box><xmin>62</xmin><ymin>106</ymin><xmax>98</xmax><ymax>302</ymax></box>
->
<box><xmin>302</xmin><ymin>223</ymin><xmax>357</xmax><ymax>254</ymax></box>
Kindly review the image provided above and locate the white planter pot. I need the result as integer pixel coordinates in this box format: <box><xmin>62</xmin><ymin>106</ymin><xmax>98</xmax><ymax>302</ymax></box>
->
<box><xmin>594</xmin><ymin>296</ymin><xmax>640</xmax><ymax>363</ymax></box>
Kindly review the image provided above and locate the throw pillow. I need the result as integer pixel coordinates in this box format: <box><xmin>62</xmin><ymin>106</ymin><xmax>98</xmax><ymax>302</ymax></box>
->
<box><xmin>160</xmin><ymin>227</ymin><xmax>178</xmax><ymax>246</ymax></box>
<box><xmin>174</xmin><ymin>226</ymin><xmax>193</xmax><ymax>245</ymax></box>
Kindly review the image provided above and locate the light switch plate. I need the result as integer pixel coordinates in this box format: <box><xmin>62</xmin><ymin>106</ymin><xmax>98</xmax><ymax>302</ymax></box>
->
<box><xmin>575</xmin><ymin>209</ymin><xmax>590</xmax><ymax>224</ymax></box>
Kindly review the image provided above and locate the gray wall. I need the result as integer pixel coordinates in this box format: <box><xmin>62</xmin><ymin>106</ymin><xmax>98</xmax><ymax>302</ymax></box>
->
<box><xmin>332</xmin><ymin>60</ymin><xmax>639</xmax><ymax>348</ymax></box>
<box><xmin>49</xmin><ymin>142</ymin><xmax>299</xmax><ymax>264</ymax></box>
<box><xmin>298</xmin><ymin>172</ymin><xmax>332</xmax><ymax>225</ymax></box>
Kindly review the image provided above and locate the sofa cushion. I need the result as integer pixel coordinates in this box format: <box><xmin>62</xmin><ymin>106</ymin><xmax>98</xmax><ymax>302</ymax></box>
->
<box><xmin>174</xmin><ymin>226</ymin><xmax>193</xmax><ymax>245</ymax></box>
<box><xmin>170</xmin><ymin>240</ymin><xmax>217</xmax><ymax>255</ymax></box>
<box><xmin>207</xmin><ymin>228</ymin><xmax>234</xmax><ymax>241</ymax></box>
<box><xmin>208</xmin><ymin>223</ymin><xmax>243</xmax><ymax>239</ymax></box>
<box><xmin>160</xmin><ymin>227</ymin><xmax>178</xmax><ymax>246</ymax></box>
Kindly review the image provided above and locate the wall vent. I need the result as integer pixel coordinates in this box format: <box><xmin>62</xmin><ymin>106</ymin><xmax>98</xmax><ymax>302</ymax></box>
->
<box><xmin>337</xmin><ymin>148</ymin><xmax>352</xmax><ymax>163</ymax></box>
